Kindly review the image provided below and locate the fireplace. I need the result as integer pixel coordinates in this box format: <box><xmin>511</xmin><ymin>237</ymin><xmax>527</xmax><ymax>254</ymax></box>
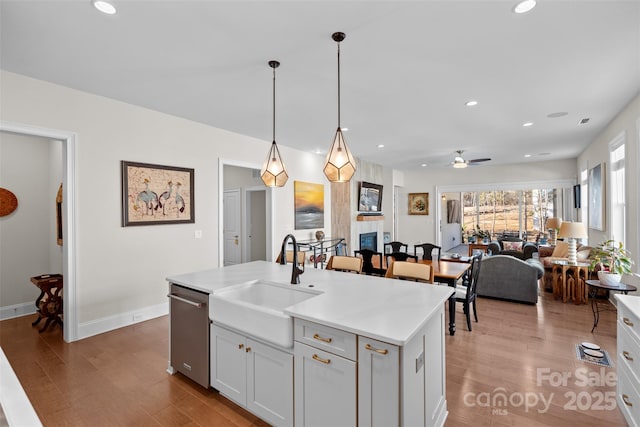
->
<box><xmin>359</xmin><ymin>232</ymin><xmax>378</xmax><ymax>251</ymax></box>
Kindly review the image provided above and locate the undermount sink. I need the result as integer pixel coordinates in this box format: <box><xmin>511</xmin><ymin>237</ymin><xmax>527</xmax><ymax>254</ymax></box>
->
<box><xmin>210</xmin><ymin>280</ymin><xmax>322</xmax><ymax>348</ymax></box>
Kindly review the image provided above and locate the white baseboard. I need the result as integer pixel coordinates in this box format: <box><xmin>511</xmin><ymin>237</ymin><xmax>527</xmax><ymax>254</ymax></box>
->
<box><xmin>77</xmin><ymin>302</ymin><xmax>168</xmax><ymax>340</ymax></box>
<box><xmin>0</xmin><ymin>302</ymin><xmax>36</xmax><ymax>321</ymax></box>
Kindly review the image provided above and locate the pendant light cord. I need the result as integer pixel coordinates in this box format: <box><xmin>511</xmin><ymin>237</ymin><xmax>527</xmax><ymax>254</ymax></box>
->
<box><xmin>272</xmin><ymin>65</ymin><xmax>276</xmax><ymax>142</ymax></box>
<box><xmin>337</xmin><ymin>41</ymin><xmax>341</xmax><ymax>128</ymax></box>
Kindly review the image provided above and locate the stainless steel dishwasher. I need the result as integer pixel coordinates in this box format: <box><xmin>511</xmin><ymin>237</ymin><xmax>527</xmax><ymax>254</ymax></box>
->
<box><xmin>168</xmin><ymin>283</ymin><xmax>210</xmax><ymax>388</ymax></box>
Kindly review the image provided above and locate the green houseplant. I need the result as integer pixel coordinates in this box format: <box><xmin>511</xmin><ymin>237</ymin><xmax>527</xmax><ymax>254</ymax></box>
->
<box><xmin>589</xmin><ymin>240</ymin><xmax>634</xmax><ymax>285</ymax></box>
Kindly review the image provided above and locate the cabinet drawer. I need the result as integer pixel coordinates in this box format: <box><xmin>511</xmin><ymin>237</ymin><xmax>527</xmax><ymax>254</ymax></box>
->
<box><xmin>618</xmin><ymin>362</ymin><xmax>640</xmax><ymax>427</ymax></box>
<box><xmin>619</xmin><ymin>302</ymin><xmax>640</xmax><ymax>344</ymax></box>
<box><xmin>619</xmin><ymin>321</ymin><xmax>640</xmax><ymax>385</ymax></box>
<box><xmin>294</xmin><ymin>318</ymin><xmax>357</xmax><ymax>360</ymax></box>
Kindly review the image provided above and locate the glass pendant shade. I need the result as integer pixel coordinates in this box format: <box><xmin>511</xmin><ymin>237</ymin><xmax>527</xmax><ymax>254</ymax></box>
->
<box><xmin>324</xmin><ymin>127</ymin><xmax>356</xmax><ymax>182</ymax></box>
<box><xmin>261</xmin><ymin>141</ymin><xmax>288</xmax><ymax>187</ymax></box>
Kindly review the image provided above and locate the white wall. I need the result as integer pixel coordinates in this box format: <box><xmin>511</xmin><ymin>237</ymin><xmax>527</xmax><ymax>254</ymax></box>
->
<box><xmin>0</xmin><ymin>71</ymin><xmax>328</xmax><ymax>335</ymax></box>
<box><xmin>0</xmin><ymin>132</ymin><xmax>62</xmax><ymax>317</ymax></box>
<box><xmin>578</xmin><ymin>93</ymin><xmax>640</xmax><ymax>270</ymax></box>
<box><xmin>396</xmin><ymin>159</ymin><xmax>578</xmax><ymax>248</ymax></box>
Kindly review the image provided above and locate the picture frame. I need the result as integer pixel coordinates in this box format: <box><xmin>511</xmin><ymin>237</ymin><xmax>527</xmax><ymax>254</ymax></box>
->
<box><xmin>408</xmin><ymin>193</ymin><xmax>429</xmax><ymax>215</ymax></box>
<box><xmin>588</xmin><ymin>163</ymin><xmax>605</xmax><ymax>231</ymax></box>
<box><xmin>121</xmin><ymin>161</ymin><xmax>195</xmax><ymax>226</ymax></box>
<box><xmin>294</xmin><ymin>181</ymin><xmax>324</xmax><ymax>230</ymax></box>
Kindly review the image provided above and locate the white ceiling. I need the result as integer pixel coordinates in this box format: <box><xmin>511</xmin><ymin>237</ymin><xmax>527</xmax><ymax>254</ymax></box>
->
<box><xmin>1</xmin><ymin>0</ymin><xmax>639</xmax><ymax>170</ymax></box>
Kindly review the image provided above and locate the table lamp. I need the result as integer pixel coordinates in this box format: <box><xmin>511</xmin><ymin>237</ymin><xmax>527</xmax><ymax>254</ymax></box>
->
<box><xmin>546</xmin><ymin>217</ymin><xmax>562</xmax><ymax>245</ymax></box>
<box><xmin>557</xmin><ymin>221</ymin><xmax>587</xmax><ymax>264</ymax></box>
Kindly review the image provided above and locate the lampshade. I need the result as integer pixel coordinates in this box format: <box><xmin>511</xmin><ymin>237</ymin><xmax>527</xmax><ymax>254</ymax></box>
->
<box><xmin>261</xmin><ymin>60</ymin><xmax>288</xmax><ymax>187</ymax></box>
<box><xmin>324</xmin><ymin>32</ymin><xmax>356</xmax><ymax>183</ymax></box>
<box><xmin>557</xmin><ymin>221</ymin><xmax>587</xmax><ymax>239</ymax></box>
<box><xmin>546</xmin><ymin>217</ymin><xmax>562</xmax><ymax>230</ymax></box>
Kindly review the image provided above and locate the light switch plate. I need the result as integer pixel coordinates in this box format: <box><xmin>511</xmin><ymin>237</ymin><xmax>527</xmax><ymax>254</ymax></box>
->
<box><xmin>416</xmin><ymin>351</ymin><xmax>424</xmax><ymax>372</ymax></box>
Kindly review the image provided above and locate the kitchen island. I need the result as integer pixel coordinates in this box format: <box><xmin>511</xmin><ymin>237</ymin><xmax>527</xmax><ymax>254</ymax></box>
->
<box><xmin>167</xmin><ymin>260</ymin><xmax>454</xmax><ymax>427</ymax></box>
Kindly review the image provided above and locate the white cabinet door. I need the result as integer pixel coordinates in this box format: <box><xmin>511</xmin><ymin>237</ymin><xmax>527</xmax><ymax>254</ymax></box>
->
<box><xmin>294</xmin><ymin>341</ymin><xmax>356</xmax><ymax>427</ymax></box>
<box><xmin>211</xmin><ymin>326</ymin><xmax>246</xmax><ymax>405</ymax></box>
<box><xmin>247</xmin><ymin>338</ymin><xmax>293</xmax><ymax>427</ymax></box>
<box><xmin>358</xmin><ymin>337</ymin><xmax>400</xmax><ymax>427</ymax></box>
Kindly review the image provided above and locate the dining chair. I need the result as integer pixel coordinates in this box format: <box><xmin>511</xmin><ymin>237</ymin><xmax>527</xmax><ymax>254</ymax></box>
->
<box><xmin>385</xmin><ymin>260</ymin><xmax>434</xmax><ymax>283</ymax></box>
<box><xmin>384</xmin><ymin>241</ymin><xmax>408</xmax><ymax>254</ymax></box>
<box><xmin>454</xmin><ymin>253</ymin><xmax>482</xmax><ymax>331</ymax></box>
<box><xmin>275</xmin><ymin>250</ymin><xmax>306</xmax><ymax>266</ymax></box>
<box><xmin>385</xmin><ymin>252</ymin><xmax>418</xmax><ymax>268</ymax></box>
<box><xmin>326</xmin><ymin>255</ymin><xmax>363</xmax><ymax>274</ymax></box>
<box><xmin>354</xmin><ymin>249</ymin><xmax>385</xmax><ymax>276</ymax></box>
<box><xmin>414</xmin><ymin>243</ymin><xmax>442</xmax><ymax>261</ymax></box>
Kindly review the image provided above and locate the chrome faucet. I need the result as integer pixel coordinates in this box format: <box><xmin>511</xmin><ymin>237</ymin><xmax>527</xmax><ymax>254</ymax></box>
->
<box><xmin>280</xmin><ymin>234</ymin><xmax>304</xmax><ymax>284</ymax></box>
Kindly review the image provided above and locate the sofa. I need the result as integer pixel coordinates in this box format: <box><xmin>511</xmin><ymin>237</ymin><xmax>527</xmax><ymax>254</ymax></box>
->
<box><xmin>476</xmin><ymin>255</ymin><xmax>544</xmax><ymax>304</ymax></box>
<box><xmin>487</xmin><ymin>239</ymin><xmax>538</xmax><ymax>260</ymax></box>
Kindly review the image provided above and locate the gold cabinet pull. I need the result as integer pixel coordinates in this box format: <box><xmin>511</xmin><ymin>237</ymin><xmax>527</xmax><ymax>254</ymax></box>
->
<box><xmin>312</xmin><ymin>354</ymin><xmax>331</xmax><ymax>364</ymax></box>
<box><xmin>622</xmin><ymin>394</ymin><xmax>633</xmax><ymax>407</ymax></box>
<box><xmin>623</xmin><ymin>351</ymin><xmax>634</xmax><ymax>361</ymax></box>
<box><xmin>623</xmin><ymin>317</ymin><xmax>634</xmax><ymax>327</ymax></box>
<box><xmin>245</xmin><ymin>347</ymin><xmax>251</xmax><ymax>353</ymax></box>
<box><xmin>313</xmin><ymin>333</ymin><xmax>332</xmax><ymax>343</ymax></box>
<box><xmin>238</xmin><ymin>344</ymin><xmax>244</xmax><ymax>350</ymax></box>
<box><xmin>365</xmin><ymin>343</ymin><xmax>388</xmax><ymax>355</ymax></box>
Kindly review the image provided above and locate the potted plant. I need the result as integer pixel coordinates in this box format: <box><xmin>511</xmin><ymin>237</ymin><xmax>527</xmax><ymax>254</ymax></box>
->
<box><xmin>589</xmin><ymin>239</ymin><xmax>634</xmax><ymax>285</ymax></box>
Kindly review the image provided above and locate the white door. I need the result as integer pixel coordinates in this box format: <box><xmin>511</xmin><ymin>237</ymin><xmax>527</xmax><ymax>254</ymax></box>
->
<box><xmin>224</xmin><ymin>190</ymin><xmax>242</xmax><ymax>266</ymax></box>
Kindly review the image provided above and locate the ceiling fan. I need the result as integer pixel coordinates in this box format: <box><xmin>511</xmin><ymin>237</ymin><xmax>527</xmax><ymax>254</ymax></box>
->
<box><xmin>451</xmin><ymin>150</ymin><xmax>491</xmax><ymax>168</ymax></box>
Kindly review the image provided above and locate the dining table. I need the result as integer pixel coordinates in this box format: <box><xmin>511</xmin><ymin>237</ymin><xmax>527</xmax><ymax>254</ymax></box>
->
<box><xmin>419</xmin><ymin>259</ymin><xmax>471</xmax><ymax>336</ymax></box>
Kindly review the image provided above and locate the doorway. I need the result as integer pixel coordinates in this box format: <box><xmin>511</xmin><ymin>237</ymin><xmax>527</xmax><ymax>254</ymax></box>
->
<box><xmin>0</xmin><ymin>121</ymin><xmax>77</xmax><ymax>342</ymax></box>
<box><xmin>219</xmin><ymin>159</ymin><xmax>274</xmax><ymax>266</ymax></box>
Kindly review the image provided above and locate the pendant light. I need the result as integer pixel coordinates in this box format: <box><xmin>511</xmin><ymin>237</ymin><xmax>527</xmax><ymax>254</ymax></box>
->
<box><xmin>324</xmin><ymin>32</ymin><xmax>356</xmax><ymax>183</ymax></box>
<box><xmin>260</xmin><ymin>60</ymin><xmax>289</xmax><ymax>187</ymax></box>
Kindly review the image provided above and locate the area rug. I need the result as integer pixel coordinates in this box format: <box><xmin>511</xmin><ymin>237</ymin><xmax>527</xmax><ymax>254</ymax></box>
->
<box><xmin>575</xmin><ymin>344</ymin><xmax>613</xmax><ymax>368</ymax></box>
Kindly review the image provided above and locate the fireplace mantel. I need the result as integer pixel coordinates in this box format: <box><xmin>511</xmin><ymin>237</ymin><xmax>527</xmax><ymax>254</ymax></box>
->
<box><xmin>356</xmin><ymin>215</ymin><xmax>384</xmax><ymax>222</ymax></box>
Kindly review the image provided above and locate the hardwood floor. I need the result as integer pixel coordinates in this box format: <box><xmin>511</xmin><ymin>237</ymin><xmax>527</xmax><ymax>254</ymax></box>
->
<box><xmin>0</xmin><ymin>290</ymin><xmax>628</xmax><ymax>426</ymax></box>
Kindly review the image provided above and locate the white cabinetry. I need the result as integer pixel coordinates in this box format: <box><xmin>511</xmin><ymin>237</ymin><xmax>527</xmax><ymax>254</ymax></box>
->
<box><xmin>358</xmin><ymin>337</ymin><xmax>399</xmax><ymax>427</ymax></box>
<box><xmin>211</xmin><ymin>325</ymin><xmax>293</xmax><ymax>427</ymax></box>
<box><xmin>616</xmin><ymin>295</ymin><xmax>640</xmax><ymax>427</ymax></box>
<box><xmin>294</xmin><ymin>320</ymin><xmax>357</xmax><ymax>427</ymax></box>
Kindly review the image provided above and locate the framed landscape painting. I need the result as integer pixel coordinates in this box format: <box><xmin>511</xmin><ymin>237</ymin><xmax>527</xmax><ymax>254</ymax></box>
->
<box><xmin>588</xmin><ymin>163</ymin><xmax>605</xmax><ymax>231</ymax></box>
<box><xmin>121</xmin><ymin>161</ymin><xmax>195</xmax><ymax>226</ymax></box>
<box><xmin>294</xmin><ymin>181</ymin><xmax>324</xmax><ymax>230</ymax></box>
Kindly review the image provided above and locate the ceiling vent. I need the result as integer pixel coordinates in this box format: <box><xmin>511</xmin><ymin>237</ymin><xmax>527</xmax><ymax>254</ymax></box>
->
<box><xmin>579</xmin><ymin>118</ymin><xmax>590</xmax><ymax>125</ymax></box>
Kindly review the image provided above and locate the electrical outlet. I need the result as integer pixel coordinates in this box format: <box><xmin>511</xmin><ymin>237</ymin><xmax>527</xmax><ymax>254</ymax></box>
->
<box><xmin>194</xmin><ymin>230</ymin><xmax>203</xmax><ymax>239</ymax></box>
<box><xmin>416</xmin><ymin>351</ymin><xmax>424</xmax><ymax>372</ymax></box>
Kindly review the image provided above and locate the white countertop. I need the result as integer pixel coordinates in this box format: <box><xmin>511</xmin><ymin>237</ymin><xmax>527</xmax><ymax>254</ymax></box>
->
<box><xmin>616</xmin><ymin>294</ymin><xmax>640</xmax><ymax>313</ymax></box>
<box><xmin>167</xmin><ymin>261</ymin><xmax>453</xmax><ymax>346</ymax></box>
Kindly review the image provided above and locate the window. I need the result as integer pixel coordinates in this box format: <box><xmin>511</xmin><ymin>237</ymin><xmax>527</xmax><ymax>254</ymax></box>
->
<box><xmin>461</xmin><ymin>188</ymin><xmax>558</xmax><ymax>242</ymax></box>
<box><xmin>609</xmin><ymin>133</ymin><xmax>626</xmax><ymax>243</ymax></box>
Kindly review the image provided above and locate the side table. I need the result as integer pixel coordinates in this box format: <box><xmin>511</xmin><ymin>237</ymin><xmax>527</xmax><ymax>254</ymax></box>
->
<box><xmin>586</xmin><ymin>279</ymin><xmax>637</xmax><ymax>332</ymax></box>
<box><xmin>30</xmin><ymin>274</ymin><xmax>63</xmax><ymax>332</ymax></box>
<box><xmin>551</xmin><ymin>261</ymin><xmax>590</xmax><ymax>304</ymax></box>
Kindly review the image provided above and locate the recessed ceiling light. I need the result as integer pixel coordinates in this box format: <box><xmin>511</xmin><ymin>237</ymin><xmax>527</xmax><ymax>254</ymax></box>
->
<box><xmin>522</xmin><ymin>122</ymin><xmax>534</xmax><ymax>127</ymax></box>
<box><xmin>465</xmin><ymin>100</ymin><xmax>478</xmax><ymax>107</ymax></box>
<box><xmin>314</xmin><ymin>149</ymin><xmax>324</xmax><ymax>155</ymax></box>
<box><xmin>579</xmin><ymin>118</ymin><xmax>590</xmax><ymax>125</ymax></box>
<box><xmin>421</xmin><ymin>163</ymin><xmax>427</xmax><ymax>167</ymax></box>
<box><xmin>513</xmin><ymin>0</ymin><xmax>536</xmax><ymax>14</ymax></box>
<box><xmin>377</xmin><ymin>144</ymin><xmax>384</xmax><ymax>148</ymax></box>
<box><xmin>93</xmin><ymin>0</ymin><xmax>116</xmax><ymax>14</ymax></box>
<box><xmin>547</xmin><ymin>111</ymin><xmax>568</xmax><ymax>118</ymax></box>
<box><xmin>524</xmin><ymin>154</ymin><xmax>532</xmax><ymax>158</ymax></box>
<box><xmin>340</xmin><ymin>127</ymin><xmax>349</xmax><ymax>132</ymax></box>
